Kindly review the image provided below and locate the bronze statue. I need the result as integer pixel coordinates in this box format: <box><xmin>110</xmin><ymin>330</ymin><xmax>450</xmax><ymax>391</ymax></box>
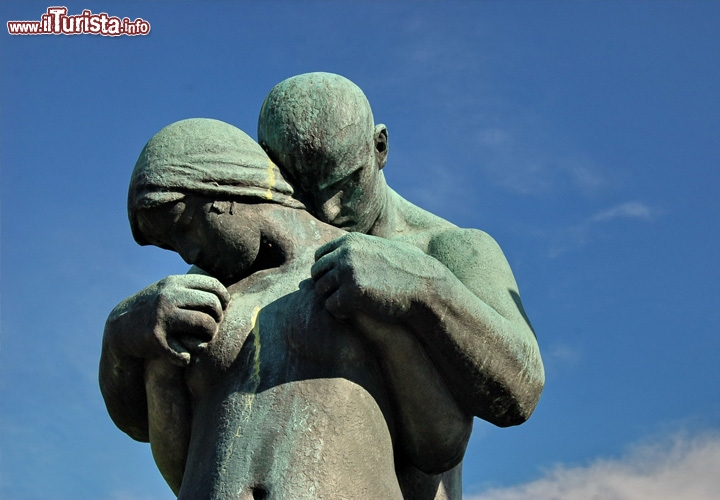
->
<box><xmin>100</xmin><ymin>74</ymin><xmax>544</xmax><ymax>500</ymax></box>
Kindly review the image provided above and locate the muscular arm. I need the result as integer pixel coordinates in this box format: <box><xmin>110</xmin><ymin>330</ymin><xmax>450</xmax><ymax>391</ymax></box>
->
<box><xmin>100</xmin><ymin>291</ymin><xmax>156</xmax><ymax>442</ymax></box>
<box><xmin>99</xmin><ymin>274</ymin><xmax>229</xmax><ymax>490</ymax></box>
<box><xmin>312</xmin><ymin>230</ymin><xmax>544</xmax><ymax>428</ymax></box>
<box><xmin>418</xmin><ymin>228</ymin><xmax>544</xmax><ymax>425</ymax></box>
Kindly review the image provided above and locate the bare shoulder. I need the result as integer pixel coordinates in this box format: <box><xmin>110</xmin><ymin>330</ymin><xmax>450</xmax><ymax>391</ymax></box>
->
<box><xmin>388</xmin><ymin>190</ymin><xmax>526</xmax><ymax>319</ymax></box>
<box><xmin>427</xmin><ymin>228</ymin><xmax>529</xmax><ymax>322</ymax></box>
<box><xmin>428</xmin><ymin>228</ymin><xmax>512</xmax><ymax>279</ymax></box>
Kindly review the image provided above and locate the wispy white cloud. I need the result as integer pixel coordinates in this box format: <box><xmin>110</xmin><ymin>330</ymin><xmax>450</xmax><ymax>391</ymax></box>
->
<box><xmin>397</xmin><ymin>163</ymin><xmax>473</xmax><ymax>219</ymax></box>
<box><xmin>467</xmin><ymin>433</ymin><xmax>720</xmax><ymax>500</ymax></box>
<box><xmin>542</xmin><ymin>343</ymin><xmax>582</xmax><ymax>379</ymax></box>
<box><xmin>547</xmin><ymin>201</ymin><xmax>656</xmax><ymax>257</ymax></box>
<box><xmin>473</xmin><ymin>123</ymin><xmax>610</xmax><ymax>197</ymax></box>
<box><xmin>590</xmin><ymin>202</ymin><xmax>653</xmax><ymax>223</ymax></box>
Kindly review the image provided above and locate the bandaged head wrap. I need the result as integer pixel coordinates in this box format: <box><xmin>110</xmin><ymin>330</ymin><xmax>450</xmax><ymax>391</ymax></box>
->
<box><xmin>128</xmin><ymin>118</ymin><xmax>303</xmax><ymax>245</ymax></box>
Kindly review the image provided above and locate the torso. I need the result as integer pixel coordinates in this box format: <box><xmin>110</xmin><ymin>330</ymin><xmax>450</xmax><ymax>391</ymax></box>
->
<box><xmin>177</xmin><ymin>193</ymin><xmax>469</xmax><ymax>500</ymax></box>
<box><xmin>179</xmin><ymin>254</ymin><xmax>403</xmax><ymax>499</ymax></box>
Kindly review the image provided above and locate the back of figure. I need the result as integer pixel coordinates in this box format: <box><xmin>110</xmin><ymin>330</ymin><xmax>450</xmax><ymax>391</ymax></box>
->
<box><xmin>178</xmin><ymin>264</ymin><xmax>404</xmax><ymax>500</ymax></box>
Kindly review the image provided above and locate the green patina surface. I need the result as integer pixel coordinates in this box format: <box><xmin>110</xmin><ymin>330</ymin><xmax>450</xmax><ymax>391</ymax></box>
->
<box><xmin>99</xmin><ymin>73</ymin><xmax>544</xmax><ymax>500</ymax></box>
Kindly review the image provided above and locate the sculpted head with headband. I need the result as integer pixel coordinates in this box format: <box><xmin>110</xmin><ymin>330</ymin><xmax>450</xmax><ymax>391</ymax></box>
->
<box><xmin>128</xmin><ymin>118</ymin><xmax>303</xmax><ymax>246</ymax></box>
<box><xmin>128</xmin><ymin>118</ymin><xmax>306</xmax><ymax>282</ymax></box>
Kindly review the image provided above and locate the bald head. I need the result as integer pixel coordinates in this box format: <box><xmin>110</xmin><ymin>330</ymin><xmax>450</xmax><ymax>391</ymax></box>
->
<box><xmin>257</xmin><ymin>73</ymin><xmax>389</xmax><ymax>233</ymax></box>
<box><xmin>258</xmin><ymin>72</ymin><xmax>387</xmax><ymax>191</ymax></box>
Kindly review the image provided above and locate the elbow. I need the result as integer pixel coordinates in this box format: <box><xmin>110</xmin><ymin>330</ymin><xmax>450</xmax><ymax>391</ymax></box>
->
<box><xmin>497</xmin><ymin>376</ymin><xmax>545</xmax><ymax>428</ymax></box>
<box><xmin>120</xmin><ymin>421</ymin><xmax>151</xmax><ymax>443</ymax></box>
<box><xmin>491</xmin><ymin>394</ymin><xmax>540</xmax><ymax>428</ymax></box>
<box><xmin>514</xmin><ymin>358</ymin><xmax>546</xmax><ymax>423</ymax></box>
<box><xmin>475</xmin><ymin>362</ymin><xmax>545</xmax><ymax>428</ymax></box>
<box><xmin>98</xmin><ymin>359</ymin><xmax>150</xmax><ymax>442</ymax></box>
<box><xmin>100</xmin><ymin>380</ymin><xmax>150</xmax><ymax>442</ymax></box>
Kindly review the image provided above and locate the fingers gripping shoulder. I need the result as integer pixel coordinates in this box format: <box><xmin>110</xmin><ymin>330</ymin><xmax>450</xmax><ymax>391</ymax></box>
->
<box><xmin>156</xmin><ymin>274</ymin><xmax>230</xmax><ymax>309</ymax></box>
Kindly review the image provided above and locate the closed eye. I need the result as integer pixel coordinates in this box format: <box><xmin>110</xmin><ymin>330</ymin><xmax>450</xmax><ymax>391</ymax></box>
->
<box><xmin>324</xmin><ymin>167</ymin><xmax>363</xmax><ymax>193</ymax></box>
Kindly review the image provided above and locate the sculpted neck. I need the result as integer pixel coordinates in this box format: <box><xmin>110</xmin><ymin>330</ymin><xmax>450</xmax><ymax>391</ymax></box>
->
<box><xmin>367</xmin><ymin>180</ymin><xmax>404</xmax><ymax>239</ymax></box>
<box><xmin>217</xmin><ymin>205</ymin><xmax>341</xmax><ymax>290</ymax></box>
<box><xmin>258</xmin><ymin>205</ymin><xmax>342</xmax><ymax>262</ymax></box>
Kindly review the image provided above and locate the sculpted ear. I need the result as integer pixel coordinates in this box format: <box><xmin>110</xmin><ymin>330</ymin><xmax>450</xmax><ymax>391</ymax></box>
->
<box><xmin>374</xmin><ymin>124</ymin><xmax>388</xmax><ymax>170</ymax></box>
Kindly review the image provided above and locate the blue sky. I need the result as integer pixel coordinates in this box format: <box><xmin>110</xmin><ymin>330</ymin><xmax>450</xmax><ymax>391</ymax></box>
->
<box><xmin>2</xmin><ymin>1</ymin><xmax>719</xmax><ymax>499</ymax></box>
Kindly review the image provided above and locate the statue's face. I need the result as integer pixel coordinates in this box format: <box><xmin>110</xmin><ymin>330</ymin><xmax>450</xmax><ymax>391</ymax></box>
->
<box><xmin>293</xmin><ymin>140</ymin><xmax>384</xmax><ymax>234</ymax></box>
<box><xmin>259</xmin><ymin>82</ymin><xmax>385</xmax><ymax>234</ymax></box>
<box><xmin>136</xmin><ymin>196</ymin><xmax>262</xmax><ymax>284</ymax></box>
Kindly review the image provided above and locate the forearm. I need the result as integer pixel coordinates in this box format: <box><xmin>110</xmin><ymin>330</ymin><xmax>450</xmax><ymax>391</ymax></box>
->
<box><xmin>407</xmin><ymin>271</ymin><xmax>544</xmax><ymax>426</ymax></box>
<box><xmin>312</xmin><ymin>230</ymin><xmax>544</xmax><ymax>426</ymax></box>
<box><xmin>99</xmin><ymin>274</ymin><xmax>226</xmax><ymax>442</ymax></box>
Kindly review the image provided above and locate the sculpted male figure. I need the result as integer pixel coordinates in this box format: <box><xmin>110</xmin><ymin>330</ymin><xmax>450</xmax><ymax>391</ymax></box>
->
<box><xmin>101</xmin><ymin>73</ymin><xmax>544</xmax><ymax>499</ymax></box>
<box><xmin>100</xmin><ymin>119</ymin><xmax>473</xmax><ymax>499</ymax></box>
<box><xmin>257</xmin><ymin>73</ymin><xmax>545</xmax><ymax>499</ymax></box>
